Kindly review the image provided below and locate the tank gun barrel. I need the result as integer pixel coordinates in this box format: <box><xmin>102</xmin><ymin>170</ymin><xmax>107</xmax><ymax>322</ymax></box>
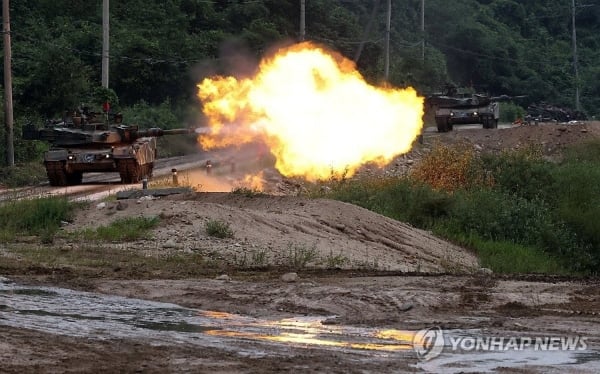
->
<box><xmin>135</xmin><ymin>127</ymin><xmax>194</xmax><ymax>138</ymax></box>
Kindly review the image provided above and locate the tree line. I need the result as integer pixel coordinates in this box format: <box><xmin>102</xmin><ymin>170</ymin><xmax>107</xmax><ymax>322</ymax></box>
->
<box><xmin>1</xmin><ymin>0</ymin><xmax>599</xmax><ymax>165</ymax></box>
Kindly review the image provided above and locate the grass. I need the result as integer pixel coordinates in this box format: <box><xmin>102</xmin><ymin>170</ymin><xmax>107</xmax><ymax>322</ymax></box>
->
<box><xmin>1</xmin><ymin>244</ymin><xmax>212</xmax><ymax>279</ymax></box>
<box><xmin>315</xmin><ymin>141</ymin><xmax>600</xmax><ymax>275</ymax></box>
<box><xmin>0</xmin><ymin>196</ymin><xmax>75</xmax><ymax>243</ymax></box>
<box><xmin>324</xmin><ymin>250</ymin><xmax>349</xmax><ymax>269</ymax></box>
<box><xmin>233</xmin><ymin>248</ymin><xmax>269</xmax><ymax>268</ymax></box>
<box><xmin>231</xmin><ymin>186</ymin><xmax>266</xmax><ymax>197</ymax></box>
<box><xmin>435</xmin><ymin>229</ymin><xmax>568</xmax><ymax>275</ymax></box>
<box><xmin>205</xmin><ymin>219</ymin><xmax>234</xmax><ymax>239</ymax></box>
<box><xmin>285</xmin><ymin>242</ymin><xmax>318</xmax><ymax>269</ymax></box>
<box><xmin>81</xmin><ymin>216</ymin><xmax>160</xmax><ymax>242</ymax></box>
<box><xmin>0</xmin><ymin>162</ymin><xmax>48</xmax><ymax>187</ymax></box>
<box><xmin>475</xmin><ymin>240</ymin><xmax>567</xmax><ymax>274</ymax></box>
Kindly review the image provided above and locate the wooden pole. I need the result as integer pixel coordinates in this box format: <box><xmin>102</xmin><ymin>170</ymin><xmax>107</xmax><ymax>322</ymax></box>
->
<box><xmin>300</xmin><ymin>0</ymin><xmax>306</xmax><ymax>41</ymax></box>
<box><xmin>3</xmin><ymin>0</ymin><xmax>14</xmax><ymax>166</ymax></box>
<box><xmin>421</xmin><ymin>0</ymin><xmax>425</xmax><ymax>61</ymax></box>
<box><xmin>384</xmin><ymin>0</ymin><xmax>391</xmax><ymax>81</ymax></box>
<box><xmin>571</xmin><ymin>0</ymin><xmax>580</xmax><ymax>111</ymax></box>
<box><xmin>102</xmin><ymin>0</ymin><xmax>109</xmax><ymax>88</ymax></box>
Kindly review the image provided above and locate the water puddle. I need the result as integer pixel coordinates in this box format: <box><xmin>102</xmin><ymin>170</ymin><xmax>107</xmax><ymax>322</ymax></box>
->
<box><xmin>0</xmin><ymin>279</ymin><xmax>412</xmax><ymax>360</ymax></box>
<box><xmin>1</xmin><ymin>278</ymin><xmax>599</xmax><ymax>372</ymax></box>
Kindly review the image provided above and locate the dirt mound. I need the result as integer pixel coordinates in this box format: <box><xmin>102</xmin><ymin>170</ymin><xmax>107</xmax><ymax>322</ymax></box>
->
<box><xmin>70</xmin><ymin>193</ymin><xmax>478</xmax><ymax>273</ymax></box>
<box><xmin>432</xmin><ymin>121</ymin><xmax>600</xmax><ymax>155</ymax></box>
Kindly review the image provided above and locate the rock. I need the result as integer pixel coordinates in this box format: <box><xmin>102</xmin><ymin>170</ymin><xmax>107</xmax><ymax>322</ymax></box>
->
<box><xmin>116</xmin><ymin>201</ymin><xmax>128</xmax><ymax>211</ymax></box>
<box><xmin>474</xmin><ymin>144</ymin><xmax>483</xmax><ymax>151</ymax></box>
<box><xmin>162</xmin><ymin>239</ymin><xmax>182</xmax><ymax>249</ymax></box>
<box><xmin>398</xmin><ymin>302</ymin><xmax>414</xmax><ymax>312</ymax></box>
<box><xmin>215</xmin><ymin>274</ymin><xmax>230</xmax><ymax>281</ymax></box>
<box><xmin>281</xmin><ymin>272</ymin><xmax>299</xmax><ymax>283</ymax></box>
<box><xmin>96</xmin><ymin>202</ymin><xmax>106</xmax><ymax>209</ymax></box>
<box><xmin>159</xmin><ymin>212</ymin><xmax>174</xmax><ymax>219</ymax></box>
<box><xmin>136</xmin><ymin>195</ymin><xmax>155</xmax><ymax>204</ymax></box>
<box><xmin>478</xmin><ymin>267</ymin><xmax>493</xmax><ymax>275</ymax></box>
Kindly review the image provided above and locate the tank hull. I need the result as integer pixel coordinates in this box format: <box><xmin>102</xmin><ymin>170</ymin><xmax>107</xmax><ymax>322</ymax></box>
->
<box><xmin>43</xmin><ymin>137</ymin><xmax>157</xmax><ymax>186</ymax></box>
<box><xmin>434</xmin><ymin>102</ymin><xmax>499</xmax><ymax>132</ymax></box>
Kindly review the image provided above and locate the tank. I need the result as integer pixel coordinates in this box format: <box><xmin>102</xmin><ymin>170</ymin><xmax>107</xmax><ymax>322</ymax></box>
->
<box><xmin>426</xmin><ymin>85</ymin><xmax>517</xmax><ymax>132</ymax></box>
<box><xmin>22</xmin><ymin>107</ymin><xmax>193</xmax><ymax>186</ymax></box>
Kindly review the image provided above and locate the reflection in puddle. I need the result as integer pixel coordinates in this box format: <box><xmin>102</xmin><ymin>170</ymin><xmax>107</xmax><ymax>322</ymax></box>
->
<box><xmin>1</xmin><ymin>279</ymin><xmax>599</xmax><ymax>373</ymax></box>
<box><xmin>0</xmin><ymin>280</ymin><xmax>413</xmax><ymax>359</ymax></box>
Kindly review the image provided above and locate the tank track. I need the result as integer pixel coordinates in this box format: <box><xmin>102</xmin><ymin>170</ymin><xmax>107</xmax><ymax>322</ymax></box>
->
<box><xmin>117</xmin><ymin>160</ymin><xmax>153</xmax><ymax>184</ymax></box>
<box><xmin>46</xmin><ymin>161</ymin><xmax>83</xmax><ymax>186</ymax></box>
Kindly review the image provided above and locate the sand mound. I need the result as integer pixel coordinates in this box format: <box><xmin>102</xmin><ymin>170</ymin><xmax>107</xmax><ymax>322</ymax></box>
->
<box><xmin>72</xmin><ymin>192</ymin><xmax>479</xmax><ymax>273</ymax></box>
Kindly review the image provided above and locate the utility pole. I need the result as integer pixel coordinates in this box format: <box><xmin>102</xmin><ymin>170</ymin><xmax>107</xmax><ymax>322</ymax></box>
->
<box><xmin>102</xmin><ymin>0</ymin><xmax>109</xmax><ymax>88</ymax></box>
<box><xmin>3</xmin><ymin>0</ymin><xmax>14</xmax><ymax>166</ymax></box>
<box><xmin>384</xmin><ymin>0</ymin><xmax>391</xmax><ymax>81</ymax></box>
<box><xmin>421</xmin><ymin>0</ymin><xmax>425</xmax><ymax>62</ymax></box>
<box><xmin>300</xmin><ymin>0</ymin><xmax>306</xmax><ymax>41</ymax></box>
<box><xmin>571</xmin><ymin>0</ymin><xmax>580</xmax><ymax>111</ymax></box>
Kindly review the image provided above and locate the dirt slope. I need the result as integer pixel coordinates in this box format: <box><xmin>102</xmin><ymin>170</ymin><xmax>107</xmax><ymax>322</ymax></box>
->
<box><xmin>70</xmin><ymin>193</ymin><xmax>479</xmax><ymax>273</ymax></box>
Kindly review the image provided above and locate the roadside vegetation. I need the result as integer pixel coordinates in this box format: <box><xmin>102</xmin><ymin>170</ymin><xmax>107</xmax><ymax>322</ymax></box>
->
<box><xmin>0</xmin><ymin>196</ymin><xmax>75</xmax><ymax>243</ymax></box>
<box><xmin>1</xmin><ymin>245</ymin><xmax>210</xmax><ymax>280</ymax></box>
<box><xmin>81</xmin><ymin>216</ymin><xmax>160</xmax><ymax>242</ymax></box>
<box><xmin>317</xmin><ymin>140</ymin><xmax>600</xmax><ymax>276</ymax></box>
<box><xmin>205</xmin><ymin>219</ymin><xmax>235</xmax><ymax>239</ymax></box>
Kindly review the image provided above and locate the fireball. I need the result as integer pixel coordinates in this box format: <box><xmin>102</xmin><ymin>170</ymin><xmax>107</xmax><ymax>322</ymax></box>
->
<box><xmin>197</xmin><ymin>42</ymin><xmax>423</xmax><ymax>181</ymax></box>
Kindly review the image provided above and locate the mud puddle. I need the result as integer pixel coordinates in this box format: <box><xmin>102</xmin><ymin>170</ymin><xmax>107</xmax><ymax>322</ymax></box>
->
<box><xmin>1</xmin><ymin>278</ymin><xmax>599</xmax><ymax>373</ymax></box>
<box><xmin>0</xmin><ymin>279</ymin><xmax>413</xmax><ymax>361</ymax></box>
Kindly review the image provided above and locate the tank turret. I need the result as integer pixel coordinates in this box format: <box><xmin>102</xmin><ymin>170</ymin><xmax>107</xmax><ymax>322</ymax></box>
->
<box><xmin>23</xmin><ymin>108</ymin><xmax>195</xmax><ymax>186</ymax></box>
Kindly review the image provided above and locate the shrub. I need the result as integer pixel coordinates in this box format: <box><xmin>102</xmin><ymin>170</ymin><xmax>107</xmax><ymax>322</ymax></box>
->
<box><xmin>410</xmin><ymin>142</ymin><xmax>492</xmax><ymax>192</ymax></box>
<box><xmin>444</xmin><ymin>189</ymin><xmax>553</xmax><ymax>245</ymax></box>
<box><xmin>499</xmin><ymin>102</ymin><xmax>526</xmax><ymax>123</ymax></box>
<box><xmin>471</xmin><ymin>238</ymin><xmax>566</xmax><ymax>274</ymax></box>
<box><xmin>324</xmin><ymin>176</ymin><xmax>451</xmax><ymax>229</ymax></box>
<box><xmin>205</xmin><ymin>219</ymin><xmax>234</xmax><ymax>239</ymax></box>
<box><xmin>0</xmin><ymin>197</ymin><xmax>74</xmax><ymax>242</ymax></box>
<box><xmin>83</xmin><ymin>216</ymin><xmax>159</xmax><ymax>242</ymax></box>
<box><xmin>0</xmin><ymin>162</ymin><xmax>48</xmax><ymax>187</ymax></box>
<box><xmin>481</xmin><ymin>148</ymin><xmax>556</xmax><ymax>201</ymax></box>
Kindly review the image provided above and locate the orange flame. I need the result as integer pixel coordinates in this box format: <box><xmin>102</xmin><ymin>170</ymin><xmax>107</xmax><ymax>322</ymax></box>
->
<box><xmin>241</xmin><ymin>171</ymin><xmax>265</xmax><ymax>191</ymax></box>
<box><xmin>197</xmin><ymin>42</ymin><xmax>423</xmax><ymax>181</ymax></box>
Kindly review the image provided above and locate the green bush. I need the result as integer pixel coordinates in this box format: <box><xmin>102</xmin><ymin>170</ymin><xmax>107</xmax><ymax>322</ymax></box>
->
<box><xmin>445</xmin><ymin>189</ymin><xmax>553</xmax><ymax>245</ymax></box>
<box><xmin>83</xmin><ymin>216</ymin><xmax>159</xmax><ymax>242</ymax></box>
<box><xmin>0</xmin><ymin>162</ymin><xmax>48</xmax><ymax>187</ymax></box>
<box><xmin>325</xmin><ymin>177</ymin><xmax>451</xmax><ymax>229</ymax></box>
<box><xmin>433</xmin><ymin>228</ymin><xmax>566</xmax><ymax>274</ymax></box>
<box><xmin>481</xmin><ymin>148</ymin><xmax>556</xmax><ymax>201</ymax></box>
<box><xmin>319</xmin><ymin>141</ymin><xmax>600</xmax><ymax>275</ymax></box>
<box><xmin>0</xmin><ymin>197</ymin><xmax>73</xmax><ymax>241</ymax></box>
<box><xmin>499</xmin><ymin>102</ymin><xmax>526</xmax><ymax>122</ymax></box>
<box><xmin>205</xmin><ymin>219</ymin><xmax>234</xmax><ymax>239</ymax></box>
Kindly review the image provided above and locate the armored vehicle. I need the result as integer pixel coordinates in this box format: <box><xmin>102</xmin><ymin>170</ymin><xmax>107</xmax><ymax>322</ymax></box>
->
<box><xmin>23</xmin><ymin>108</ymin><xmax>193</xmax><ymax>186</ymax></box>
<box><xmin>426</xmin><ymin>86</ymin><xmax>516</xmax><ymax>132</ymax></box>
